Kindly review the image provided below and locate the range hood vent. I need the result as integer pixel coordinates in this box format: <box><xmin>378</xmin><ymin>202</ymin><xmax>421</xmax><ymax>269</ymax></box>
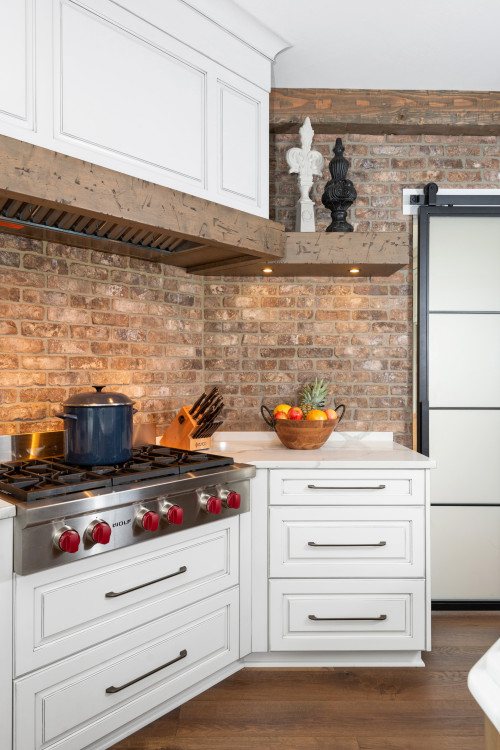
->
<box><xmin>0</xmin><ymin>197</ymin><xmax>205</xmax><ymax>261</ymax></box>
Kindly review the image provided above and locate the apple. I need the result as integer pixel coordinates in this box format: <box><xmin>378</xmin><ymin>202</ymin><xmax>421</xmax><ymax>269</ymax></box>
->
<box><xmin>324</xmin><ymin>409</ymin><xmax>337</xmax><ymax>421</ymax></box>
<box><xmin>288</xmin><ymin>407</ymin><xmax>303</xmax><ymax>420</ymax></box>
<box><xmin>274</xmin><ymin>411</ymin><xmax>288</xmax><ymax>420</ymax></box>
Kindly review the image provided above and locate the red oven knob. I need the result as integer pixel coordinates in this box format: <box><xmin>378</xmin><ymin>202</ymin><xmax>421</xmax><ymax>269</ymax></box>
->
<box><xmin>88</xmin><ymin>520</ymin><xmax>111</xmax><ymax>545</ymax></box>
<box><xmin>225</xmin><ymin>491</ymin><xmax>241</xmax><ymax>509</ymax></box>
<box><xmin>55</xmin><ymin>528</ymin><xmax>80</xmax><ymax>554</ymax></box>
<box><xmin>165</xmin><ymin>505</ymin><xmax>183</xmax><ymax>525</ymax></box>
<box><xmin>205</xmin><ymin>496</ymin><xmax>221</xmax><ymax>515</ymax></box>
<box><xmin>139</xmin><ymin>510</ymin><xmax>159</xmax><ymax>532</ymax></box>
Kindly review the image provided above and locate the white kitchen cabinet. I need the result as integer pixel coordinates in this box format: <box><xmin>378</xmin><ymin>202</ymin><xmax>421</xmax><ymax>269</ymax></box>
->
<box><xmin>14</xmin><ymin>519</ymin><xmax>238</xmax><ymax>675</ymax></box>
<box><xmin>269</xmin><ymin>579</ymin><xmax>426</xmax><ymax>652</ymax></box>
<box><xmin>0</xmin><ymin>516</ymin><xmax>13</xmax><ymax>750</ymax></box>
<box><xmin>0</xmin><ymin>0</ymin><xmax>286</xmax><ymax>216</ymax></box>
<box><xmin>14</xmin><ymin>588</ymin><xmax>239</xmax><ymax>750</ymax></box>
<box><xmin>13</xmin><ymin>517</ymin><xmax>243</xmax><ymax>750</ymax></box>
<box><xmin>246</xmin><ymin>464</ymin><xmax>431</xmax><ymax>667</ymax></box>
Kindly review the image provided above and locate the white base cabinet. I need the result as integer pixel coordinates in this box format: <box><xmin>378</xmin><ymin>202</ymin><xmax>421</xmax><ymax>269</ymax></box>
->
<box><xmin>250</xmin><ymin>467</ymin><xmax>431</xmax><ymax>667</ymax></box>
<box><xmin>12</xmin><ymin>517</ymin><xmax>242</xmax><ymax>750</ymax></box>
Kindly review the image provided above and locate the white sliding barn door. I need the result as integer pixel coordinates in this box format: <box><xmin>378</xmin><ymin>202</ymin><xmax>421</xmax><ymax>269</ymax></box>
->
<box><xmin>422</xmin><ymin>214</ymin><xmax>500</xmax><ymax>600</ymax></box>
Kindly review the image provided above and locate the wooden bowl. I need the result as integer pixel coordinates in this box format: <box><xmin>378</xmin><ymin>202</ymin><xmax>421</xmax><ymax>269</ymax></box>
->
<box><xmin>274</xmin><ymin>417</ymin><xmax>339</xmax><ymax>450</ymax></box>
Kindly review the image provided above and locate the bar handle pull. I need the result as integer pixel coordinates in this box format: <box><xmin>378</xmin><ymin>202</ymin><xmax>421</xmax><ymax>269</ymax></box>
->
<box><xmin>106</xmin><ymin>649</ymin><xmax>187</xmax><ymax>694</ymax></box>
<box><xmin>307</xmin><ymin>484</ymin><xmax>386</xmax><ymax>490</ymax></box>
<box><xmin>105</xmin><ymin>566</ymin><xmax>187</xmax><ymax>598</ymax></box>
<box><xmin>308</xmin><ymin>541</ymin><xmax>387</xmax><ymax>547</ymax></box>
<box><xmin>308</xmin><ymin>614</ymin><xmax>387</xmax><ymax>622</ymax></box>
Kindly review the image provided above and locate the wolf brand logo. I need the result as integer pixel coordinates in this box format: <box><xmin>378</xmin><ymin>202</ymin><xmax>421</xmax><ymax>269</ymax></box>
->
<box><xmin>112</xmin><ymin>519</ymin><xmax>132</xmax><ymax>527</ymax></box>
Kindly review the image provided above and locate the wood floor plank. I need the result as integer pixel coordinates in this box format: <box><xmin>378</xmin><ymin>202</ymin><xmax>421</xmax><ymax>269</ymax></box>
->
<box><xmin>110</xmin><ymin>612</ymin><xmax>500</xmax><ymax>750</ymax></box>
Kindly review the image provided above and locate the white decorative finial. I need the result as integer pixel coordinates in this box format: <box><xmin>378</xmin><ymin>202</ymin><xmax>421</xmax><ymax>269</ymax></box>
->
<box><xmin>285</xmin><ymin>117</ymin><xmax>324</xmax><ymax>232</ymax></box>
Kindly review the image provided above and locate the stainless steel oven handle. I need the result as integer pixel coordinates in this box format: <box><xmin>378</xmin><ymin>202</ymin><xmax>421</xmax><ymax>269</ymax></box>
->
<box><xmin>308</xmin><ymin>614</ymin><xmax>387</xmax><ymax>621</ymax></box>
<box><xmin>105</xmin><ymin>565</ymin><xmax>187</xmax><ymax>598</ymax></box>
<box><xmin>308</xmin><ymin>541</ymin><xmax>387</xmax><ymax>547</ymax></box>
<box><xmin>105</xmin><ymin>649</ymin><xmax>188</xmax><ymax>694</ymax></box>
<box><xmin>307</xmin><ymin>484</ymin><xmax>386</xmax><ymax>490</ymax></box>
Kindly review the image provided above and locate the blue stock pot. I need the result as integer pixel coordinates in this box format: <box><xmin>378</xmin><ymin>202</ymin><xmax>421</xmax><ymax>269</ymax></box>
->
<box><xmin>56</xmin><ymin>386</ymin><xmax>137</xmax><ymax>466</ymax></box>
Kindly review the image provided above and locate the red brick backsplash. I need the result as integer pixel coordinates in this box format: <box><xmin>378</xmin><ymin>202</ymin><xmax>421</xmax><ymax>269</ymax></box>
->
<box><xmin>0</xmin><ymin>236</ymin><xmax>203</xmax><ymax>435</ymax></box>
<box><xmin>1</xmin><ymin>133</ymin><xmax>499</xmax><ymax>445</ymax></box>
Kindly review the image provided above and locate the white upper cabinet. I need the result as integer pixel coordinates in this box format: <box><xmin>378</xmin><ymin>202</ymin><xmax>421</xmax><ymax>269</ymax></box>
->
<box><xmin>0</xmin><ymin>0</ymin><xmax>288</xmax><ymax>217</ymax></box>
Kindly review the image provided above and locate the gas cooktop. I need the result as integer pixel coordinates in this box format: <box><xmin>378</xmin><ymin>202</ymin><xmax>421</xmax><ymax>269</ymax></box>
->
<box><xmin>0</xmin><ymin>445</ymin><xmax>234</xmax><ymax>502</ymax></box>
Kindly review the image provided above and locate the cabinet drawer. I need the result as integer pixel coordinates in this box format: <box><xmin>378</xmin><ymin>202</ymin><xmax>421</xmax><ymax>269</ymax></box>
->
<box><xmin>269</xmin><ymin>470</ymin><xmax>424</xmax><ymax>506</ymax></box>
<box><xmin>14</xmin><ymin>588</ymin><xmax>239</xmax><ymax>750</ymax></box>
<box><xmin>269</xmin><ymin>506</ymin><xmax>425</xmax><ymax>578</ymax></box>
<box><xmin>15</xmin><ymin>519</ymin><xmax>238</xmax><ymax>676</ymax></box>
<box><xmin>269</xmin><ymin>579</ymin><xmax>425</xmax><ymax>651</ymax></box>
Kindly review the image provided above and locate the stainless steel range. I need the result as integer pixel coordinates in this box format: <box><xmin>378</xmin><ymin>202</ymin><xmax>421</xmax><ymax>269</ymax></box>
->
<box><xmin>0</xmin><ymin>434</ymin><xmax>255</xmax><ymax>575</ymax></box>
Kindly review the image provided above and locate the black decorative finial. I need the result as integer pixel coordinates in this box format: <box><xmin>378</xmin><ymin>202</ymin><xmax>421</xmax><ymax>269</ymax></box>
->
<box><xmin>321</xmin><ymin>138</ymin><xmax>357</xmax><ymax>232</ymax></box>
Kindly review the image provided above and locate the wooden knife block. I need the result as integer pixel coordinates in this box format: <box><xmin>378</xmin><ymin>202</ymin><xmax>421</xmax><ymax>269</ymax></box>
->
<box><xmin>160</xmin><ymin>406</ymin><xmax>212</xmax><ymax>452</ymax></box>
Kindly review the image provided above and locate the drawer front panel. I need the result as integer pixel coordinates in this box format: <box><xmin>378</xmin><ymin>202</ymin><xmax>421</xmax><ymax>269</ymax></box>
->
<box><xmin>269</xmin><ymin>579</ymin><xmax>425</xmax><ymax>651</ymax></box>
<box><xmin>269</xmin><ymin>506</ymin><xmax>425</xmax><ymax>578</ymax></box>
<box><xmin>15</xmin><ymin>519</ymin><xmax>238</xmax><ymax>676</ymax></box>
<box><xmin>270</xmin><ymin>470</ymin><xmax>424</xmax><ymax>506</ymax></box>
<box><xmin>14</xmin><ymin>588</ymin><xmax>239</xmax><ymax>750</ymax></box>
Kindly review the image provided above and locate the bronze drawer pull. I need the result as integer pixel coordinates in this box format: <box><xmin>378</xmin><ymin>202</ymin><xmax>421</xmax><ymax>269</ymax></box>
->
<box><xmin>308</xmin><ymin>541</ymin><xmax>387</xmax><ymax>547</ymax></box>
<box><xmin>105</xmin><ymin>565</ymin><xmax>187</xmax><ymax>598</ymax></box>
<box><xmin>308</xmin><ymin>614</ymin><xmax>387</xmax><ymax>621</ymax></box>
<box><xmin>105</xmin><ymin>649</ymin><xmax>187</xmax><ymax>694</ymax></box>
<box><xmin>307</xmin><ymin>484</ymin><xmax>386</xmax><ymax>490</ymax></box>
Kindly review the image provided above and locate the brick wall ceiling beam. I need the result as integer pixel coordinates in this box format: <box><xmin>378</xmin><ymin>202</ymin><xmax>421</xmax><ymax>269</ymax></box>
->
<box><xmin>270</xmin><ymin>89</ymin><xmax>500</xmax><ymax>135</ymax></box>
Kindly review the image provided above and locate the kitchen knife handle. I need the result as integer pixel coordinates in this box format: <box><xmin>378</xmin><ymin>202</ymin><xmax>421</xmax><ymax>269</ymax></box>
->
<box><xmin>105</xmin><ymin>649</ymin><xmax>187</xmax><ymax>693</ymax></box>
<box><xmin>105</xmin><ymin>565</ymin><xmax>187</xmax><ymax>598</ymax></box>
<box><xmin>308</xmin><ymin>614</ymin><xmax>387</xmax><ymax>622</ymax></box>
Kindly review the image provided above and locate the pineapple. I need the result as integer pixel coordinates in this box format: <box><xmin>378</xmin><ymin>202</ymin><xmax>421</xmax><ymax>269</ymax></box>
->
<box><xmin>300</xmin><ymin>378</ymin><xmax>330</xmax><ymax>416</ymax></box>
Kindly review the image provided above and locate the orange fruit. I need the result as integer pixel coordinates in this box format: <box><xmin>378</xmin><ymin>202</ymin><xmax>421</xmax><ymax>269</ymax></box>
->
<box><xmin>305</xmin><ymin>409</ymin><xmax>327</xmax><ymax>421</ymax></box>
<box><xmin>273</xmin><ymin>403</ymin><xmax>291</xmax><ymax>416</ymax></box>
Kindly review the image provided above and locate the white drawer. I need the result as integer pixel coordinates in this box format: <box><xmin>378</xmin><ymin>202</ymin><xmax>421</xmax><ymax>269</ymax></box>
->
<box><xmin>15</xmin><ymin>519</ymin><xmax>238</xmax><ymax>676</ymax></box>
<box><xmin>269</xmin><ymin>470</ymin><xmax>425</xmax><ymax>506</ymax></box>
<box><xmin>269</xmin><ymin>506</ymin><xmax>425</xmax><ymax>578</ymax></box>
<box><xmin>269</xmin><ymin>579</ymin><xmax>425</xmax><ymax>651</ymax></box>
<box><xmin>14</xmin><ymin>588</ymin><xmax>239</xmax><ymax>750</ymax></box>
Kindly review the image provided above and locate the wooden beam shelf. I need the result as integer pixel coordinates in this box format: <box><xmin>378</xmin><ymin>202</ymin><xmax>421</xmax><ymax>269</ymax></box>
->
<box><xmin>192</xmin><ymin>231</ymin><xmax>409</xmax><ymax>277</ymax></box>
<box><xmin>270</xmin><ymin>88</ymin><xmax>500</xmax><ymax>135</ymax></box>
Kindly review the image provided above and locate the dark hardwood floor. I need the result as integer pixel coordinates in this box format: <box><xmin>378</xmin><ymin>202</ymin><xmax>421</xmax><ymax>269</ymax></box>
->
<box><xmin>111</xmin><ymin>612</ymin><xmax>500</xmax><ymax>750</ymax></box>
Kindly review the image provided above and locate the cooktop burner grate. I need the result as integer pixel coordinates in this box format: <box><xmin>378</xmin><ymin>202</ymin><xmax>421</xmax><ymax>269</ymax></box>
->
<box><xmin>0</xmin><ymin>445</ymin><xmax>234</xmax><ymax>501</ymax></box>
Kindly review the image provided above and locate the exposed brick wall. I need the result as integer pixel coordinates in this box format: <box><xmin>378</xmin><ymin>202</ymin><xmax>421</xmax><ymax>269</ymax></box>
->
<box><xmin>0</xmin><ymin>235</ymin><xmax>203</xmax><ymax>435</ymax></box>
<box><xmin>204</xmin><ymin>133</ymin><xmax>500</xmax><ymax>447</ymax></box>
<box><xmin>1</xmin><ymin>133</ymin><xmax>499</xmax><ymax>445</ymax></box>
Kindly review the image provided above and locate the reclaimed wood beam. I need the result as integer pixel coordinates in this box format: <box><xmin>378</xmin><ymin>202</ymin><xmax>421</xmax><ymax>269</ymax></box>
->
<box><xmin>270</xmin><ymin>89</ymin><xmax>500</xmax><ymax>135</ymax></box>
<box><xmin>0</xmin><ymin>134</ymin><xmax>285</xmax><ymax>260</ymax></box>
<box><xmin>193</xmin><ymin>231</ymin><xmax>409</xmax><ymax>277</ymax></box>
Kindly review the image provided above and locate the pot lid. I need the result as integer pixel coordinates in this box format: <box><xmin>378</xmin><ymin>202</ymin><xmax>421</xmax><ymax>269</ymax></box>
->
<box><xmin>63</xmin><ymin>386</ymin><xmax>135</xmax><ymax>407</ymax></box>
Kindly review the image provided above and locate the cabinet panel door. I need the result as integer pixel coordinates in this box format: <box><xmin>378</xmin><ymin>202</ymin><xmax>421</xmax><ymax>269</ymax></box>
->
<box><xmin>269</xmin><ymin>506</ymin><xmax>425</xmax><ymax>578</ymax></box>
<box><xmin>270</xmin><ymin>470</ymin><xmax>425</xmax><ymax>506</ymax></box>
<box><xmin>269</xmin><ymin>579</ymin><xmax>425</xmax><ymax>651</ymax></box>
<box><xmin>431</xmin><ymin>506</ymin><xmax>500</xmax><ymax>600</ymax></box>
<box><xmin>14</xmin><ymin>589</ymin><xmax>239</xmax><ymax>750</ymax></box>
<box><xmin>58</xmin><ymin>2</ymin><xmax>205</xmax><ymax>185</ymax></box>
<box><xmin>218</xmin><ymin>81</ymin><xmax>259</xmax><ymax>203</ymax></box>
<box><xmin>15</xmin><ymin>520</ymin><xmax>238</xmax><ymax>675</ymax></box>
<box><xmin>0</xmin><ymin>0</ymin><xmax>33</xmax><ymax>128</ymax></box>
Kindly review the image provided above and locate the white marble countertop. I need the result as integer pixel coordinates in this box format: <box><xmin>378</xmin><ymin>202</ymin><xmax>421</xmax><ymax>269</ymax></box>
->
<box><xmin>211</xmin><ymin>431</ymin><xmax>436</xmax><ymax>469</ymax></box>
<box><xmin>469</xmin><ymin>637</ymin><xmax>500</xmax><ymax>733</ymax></box>
<box><xmin>0</xmin><ymin>500</ymin><xmax>15</xmax><ymax>519</ymax></box>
